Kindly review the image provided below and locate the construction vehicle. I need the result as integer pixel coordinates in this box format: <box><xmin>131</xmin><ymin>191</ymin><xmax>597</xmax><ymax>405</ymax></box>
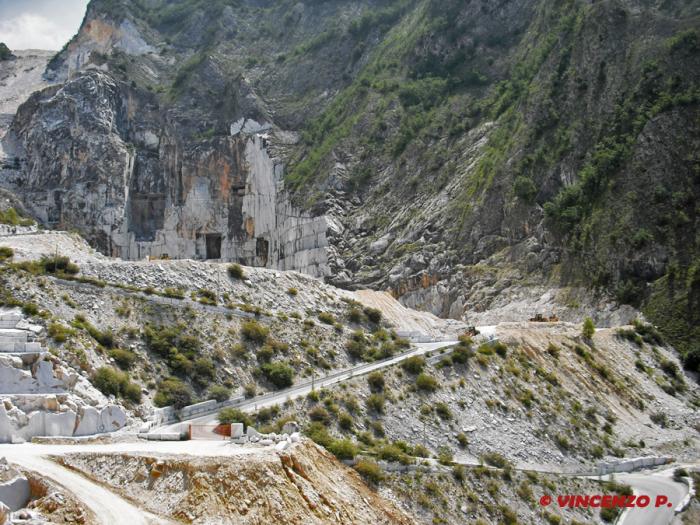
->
<box><xmin>529</xmin><ymin>313</ymin><xmax>559</xmax><ymax>322</ymax></box>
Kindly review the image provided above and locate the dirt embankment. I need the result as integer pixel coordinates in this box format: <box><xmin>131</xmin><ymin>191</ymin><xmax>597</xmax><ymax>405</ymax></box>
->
<box><xmin>58</xmin><ymin>439</ymin><xmax>412</xmax><ymax>524</ymax></box>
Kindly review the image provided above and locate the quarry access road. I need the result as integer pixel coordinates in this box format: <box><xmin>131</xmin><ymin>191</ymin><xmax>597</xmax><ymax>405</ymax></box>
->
<box><xmin>6</xmin><ymin>450</ymin><xmax>172</xmax><ymax>525</ymax></box>
<box><xmin>0</xmin><ymin>440</ymin><xmax>274</xmax><ymax>525</ymax></box>
<box><xmin>156</xmin><ymin>334</ymin><xmax>498</xmax><ymax>432</ymax></box>
<box><xmin>617</xmin><ymin>469</ymin><xmax>691</xmax><ymax>525</ymax></box>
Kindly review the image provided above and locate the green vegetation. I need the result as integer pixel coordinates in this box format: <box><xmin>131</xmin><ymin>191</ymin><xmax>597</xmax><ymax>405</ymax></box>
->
<box><xmin>47</xmin><ymin>322</ymin><xmax>75</xmax><ymax>343</ymax></box>
<box><xmin>582</xmin><ymin>317</ymin><xmax>595</xmax><ymax>339</ymax></box>
<box><xmin>108</xmin><ymin>348</ymin><xmax>137</xmax><ymax>370</ymax></box>
<box><xmin>0</xmin><ymin>43</ymin><xmax>12</xmax><ymax>61</ymax></box>
<box><xmin>0</xmin><ymin>208</ymin><xmax>33</xmax><ymax>226</ymax></box>
<box><xmin>72</xmin><ymin>315</ymin><xmax>114</xmax><ymax>348</ymax></box>
<box><xmin>92</xmin><ymin>366</ymin><xmax>141</xmax><ymax>403</ymax></box>
<box><xmin>415</xmin><ymin>373</ymin><xmax>438</xmax><ymax>392</ymax></box>
<box><xmin>143</xmin><ymin>323</ymin><xmax>201</xmax><ymax>376</ymax></box>
<box><xmin>260</xmin><ymin>362</ymin><xmax>294</xmax><ymax>389</ymax></box>
<box><xmin>354</xmin><ymin>459</ymin><xmax>384</xmax><ymax>484</ymax></box>
<box><xmin>163</xmin><ymin>287</ymin><xmax>185</xmax><ymax>299</ymax></box>
<box><xmin>40</xmin><ymin>255</ymin><xmax>79</xmax><ymax>276</ymax></box>
<box><xmin>363</xmin><ymin>307</ymin><xmax>382</xmax><ymax>324</ymax></box>
<box><xmin>401</xmin><ymin>355</ymin><xmax>425</xmax><ymax>374</ymax></box>
<box><xmin>0</xmin><ymin>247</ymin><xmax>13</xmax><ymax>261</ymax></box>
<box><xmin>208</xmin><ymin>385</ymin><xmax>230</xmax><ymax>402</ymax></box>
<box><xmin>318</xmin><ymin>312</ymin><xmax>335</xmax><ymax>325</ymax></box>
<box><xmin>241</xmin><ymin>320</ymin><xmax>269</xmax><ymax>343</ymax></box>
<box><xmin>481</xmin><ymin>452</ymin><xmax>511</xmax><ymax>469</ymax></box>
<box><xmin>154</xmin><ymin>377</ymin><xmax>192</xmax><ymax>408</ymax></box>
<box><xmin>218</xmin><ymin>407</ymin><xmax>252</xmax><ymax>426</ymax></box>
<box><xmin>367</xmin><ymin>371</ymin><xmax>385</xmax><ymax>392</ymax></box>
<box><xmin>227</xmin><ymin>263</ymin><xmax>244</xmax><ymax>279</ymax></box>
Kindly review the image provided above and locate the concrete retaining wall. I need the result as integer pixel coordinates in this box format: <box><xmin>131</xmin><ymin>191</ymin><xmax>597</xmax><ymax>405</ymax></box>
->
<box><xmin>137</xmin><ymin>432</ymin><xmax>184</xmax><ymax>441</ymax></box>
<box><xmin>596</xmin><ymin>456</ymin><xmax>671</xmax><ymax>475</ymax></box>
<box><xmin>154</xmin><ymin>395</ymin><xmax>246</xmax><ymax>425</ymax></box>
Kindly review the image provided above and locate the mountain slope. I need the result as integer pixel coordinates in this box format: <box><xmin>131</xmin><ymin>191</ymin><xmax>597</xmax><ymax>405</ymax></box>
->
<box><xmin>0</xmin><ymin>0</ymin><xmax>699</xmax><ymax>367</ymax></box>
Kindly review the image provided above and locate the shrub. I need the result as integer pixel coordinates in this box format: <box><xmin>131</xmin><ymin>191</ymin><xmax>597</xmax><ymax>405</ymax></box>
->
<box><xmin>328</xmin><ymin>439</ymin><xmax>358</xmax><ymax>460</ymax></box>
<box><xmin>154</xmin><ymin>378</ymin><xmax>192</xmax><ymax>408</ymax></box>
<box><xmin>493</xmin><ymin>341</ymin><xmax>508</xmax><ymax>358</ymax></box>
<box><xmin>308</xmin><ymin>405</ymin><xmax>331</xmax><ymax>424</ymax></box>
<box><xmin>92</xmin><ymin>367</ymin><xmax>128</xmax><ymax>397</ymax></box>
<box><xmin>241</xmin><ymin>320</ymin><xmax>269</xmax><ymax>343</ymax></box>
<box><xmin>367</xmin><ymin>371</ymin><xmax>385</xmax><ymax>392</ymax></box>
<box><xmin>457</xmin><ymin>432</ymin><xmax>469</xmax><ymax>448</ymax></box>
<box><xmin>0</xmin><ymin>207</ymin><xmax>33</xmax><ymax>225</ymax></box>
<box><xmin>227</xmin><ymin>263</ymin><xmax>244</xmax><ymax>279</ymax></box>
<box><xmin>0</xmin><ymin>246</ymin><xmax>13</xmax><ymax>261</ymax></box>
<box><xmin>287</xmin><ymin>287</ymin><xmax>298</xmax><ymax>296</ymax></box>
<box><xmin>244</xmin><ymin>383</ymin><xmax>257</xmax><ymax>398</ymax></box>
<box><xmin>218</xmin><ymin>407</ymin><xmax>252</xmax><ymax>426</ymax></box>
<box><xmin>452</xmin><ymin>344</ymin><xmax>474</xmax><ymax>364</ymax></box>
<box><xmin>546</xmin><ymin>343</ymin><xmax>560</xmax><ymax>358</ymax></box>
<box><xmin>303</xmin><ymin>420</ymin><xmax>332</xmax><ymax>447</ymax></box>
<box><xmin>438</xmin><ymin>446</ymin><xmax>453</xmax><ymax>465</ymax></box>
<box><xmin>514</xmin><ymin>176</ymin><xmax>537</xmax><ymax>202</ymax></box>
<box><xmin>650</xmin><ymin>411</ymin><xmax>668</xmax><ymax>427</ymax></box>
<box><xmin>73</xmin><ymin>316</ymin><xmax>114</xmax><ymax>348</ymax></box>
<box><xmin>673</xmin><ymin>468</ymin><xmax>688</xmax><ymax>482</ymax></box>
<box><xmin>338</xmin><ymin>411</ymin><xmax>353</xmax><ymax>430</ymax></box>
<box><xmin>108</xmin><ymin>348</ymin><xmax>137</xmax><ymax>370</ymax></box>
<box><xmin>40</xmin><ymin>255</ymin><xmax>79</xmax><ymax>275</ymax></box>
<box><xmin>193</xmin><ymin>357</ymin><xmax>215</xmax><ymax>382</ymax></box>
<box><xmin>401</xmin><ymin>355</ymin><xmax>425</xmax><ymax>374</ymax></box>
<box><xmin>363</xmin><ymin>307</ymin><xmax>382</xmax><ymax>324</ymax></box>
<box><xmin>582</xmin><ymin>317</ymin><xmax>595</xmax><ymax>339</ymax></box>
<box><xmin>435</xmin><ymin>402</ymin><xmax>452</xmax><ymax>420</ymax></box>
<box><xmin>600</xmin><ymin>507</ymin><xmax>619</xmax><ymax>523</ymax></box>
<box><xmin>256</xmin><ymin>345</ymin><xmax>275</xmax><ymax>363</ymax></box>
<box><xmin>122</xmin><ymin>382</ymin><xmax>142</xmax><ymax>403</ymax></box>
<box><xmin>22</xmin><ymin>302</ymin><xmax>39</xmax><ymax>316</ymax></box>
<box><xmin>500</xmin><ymin>506</ymin><xmax>518</xmax><ymax>525</ymax></box>
<box><xmin>196</xmin><ymin>288</ymin><xmax>217</xmax><ymax>305</ymax></box>
<box><xmin>318</xmin><ymin>312</ymin><xmax>335</xmax><ymax>325</ymax></box>
<box><xmin>415</xmin><ymin>373</ymin><xmax>438</xmax><ymax>392</ymax></box>
<box><xmin>378</xmin><ymin>444</ymin><xmax>410</xmax><ymax>464</ymax></box>
<box><xmin>482</xmin><ymin>452</ymin><xmax>511</xmax><ymax>469</ymax></box>
<box><xmin>208</xmin><ymin>385</ymin><xmax>230</xmax><ymax>402</ymax></box>
<box><xmin>366</xmin><ymin>393</ymin><xmax>385</xmax><ymax>413</ymax></box>
<box><xmin>354</xmin><ymin>459</ymin><xmax>383</xmax><ymax>484</ymax></box>
<box><xmin>47</xmin><ymin>322</ymin><xmax>75</xmax><ymax>343</ymax></box>
<box><xmin>348</xmin><ymin>307</ymin><xmax>363</xmax><ymax>323</ymax></box>
<box><xmin>260</xmin><ymin>362</ymin><xmax>294</xmax><ymax>388</ymax></box>
<box><xmin>163</xmin><ymin>287</ymin><xmax>185</xmax><ymax>299</ymax></box>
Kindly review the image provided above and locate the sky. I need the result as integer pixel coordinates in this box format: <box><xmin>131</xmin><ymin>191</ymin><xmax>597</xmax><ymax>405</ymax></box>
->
<box><xmin>0</xmin><ymin>0</ymin><xmax>89</xmax><ymax>50</ymax></box>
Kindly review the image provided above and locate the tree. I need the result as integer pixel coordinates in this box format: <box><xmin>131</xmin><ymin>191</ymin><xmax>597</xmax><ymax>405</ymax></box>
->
<box><xmin>0</xmin><ymin>43</ymin><xmax>12</xmax><ymax>61</ymax></box>
<box><xmin>582</xmin><ymin>317</ymin><xmax>595</xmax><ymax>339</ymax></box>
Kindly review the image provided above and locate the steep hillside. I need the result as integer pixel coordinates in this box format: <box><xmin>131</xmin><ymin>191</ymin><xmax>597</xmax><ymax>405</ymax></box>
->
<box><xmin>58</xmin><ymin>439</ymin><xmax>412</xmax><ymax>524</ymax></box>
<box><xmin>225</xmin><ymin>322</ymin><xmax>700</xmax><ymax>471</ymax></box>
<box><xmin>0</xmin><ymin>0</ymin><xmax>698</xmax><ymax>366</ymax></box>
<box><xmin>0</xmin><ymin>229</ymin><xmax>463</xmax><ymax>418</ymax></box>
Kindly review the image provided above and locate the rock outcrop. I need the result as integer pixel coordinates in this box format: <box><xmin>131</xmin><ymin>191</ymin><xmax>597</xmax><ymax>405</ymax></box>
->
<box><xmin>2</xmin><ymin>69</ymin><xmax>331</xmax><ymax>276</ymax></box>
<box><xmin>59</xmin><ymin>439</ymin><xmax>413</xmax><ymax>524</ymax></box>
<box><xmin>0</xmin><ymin>309</ymin><xmax>127</xmax><ymax>443</ymax></box>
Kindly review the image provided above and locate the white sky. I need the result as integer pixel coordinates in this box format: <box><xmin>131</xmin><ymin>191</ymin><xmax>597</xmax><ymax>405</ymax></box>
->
<box><xmin>0</xmin><ymin>0</ymin><xmax>89</xmax><ymax>50</ymax></box>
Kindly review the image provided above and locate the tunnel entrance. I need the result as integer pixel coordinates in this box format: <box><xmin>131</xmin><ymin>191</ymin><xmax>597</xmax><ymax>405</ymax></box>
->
<box><xmin>205</xmin><ymin>234</ymin><xmax>222</xmax><ymax>260</ymax></box>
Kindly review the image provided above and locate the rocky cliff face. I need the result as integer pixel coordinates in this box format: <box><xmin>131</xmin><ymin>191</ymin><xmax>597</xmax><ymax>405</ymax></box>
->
<box><xmin>3</xmin><ymin>70</ymin><xmax>332</xmax><ymax>276</ymax></box>
<box><xmin>1</xmin><ymin>0</ymin><xmax>699</xmax><ymax>362</ymax></box>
